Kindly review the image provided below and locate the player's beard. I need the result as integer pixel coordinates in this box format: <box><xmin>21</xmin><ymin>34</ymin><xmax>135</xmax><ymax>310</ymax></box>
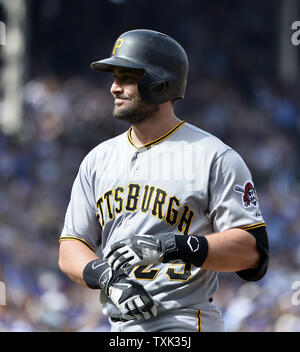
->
<box><xmin>113</xmin><ymin>93</ymin><xmax>159</xmax><ymax>125</ymax></box>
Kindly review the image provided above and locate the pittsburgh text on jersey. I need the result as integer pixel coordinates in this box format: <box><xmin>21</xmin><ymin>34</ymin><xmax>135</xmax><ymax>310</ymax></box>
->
<box><xmin>96</xmin><ymin>183</ymin><xmax>195</xmax><ymax>235</ymax></box>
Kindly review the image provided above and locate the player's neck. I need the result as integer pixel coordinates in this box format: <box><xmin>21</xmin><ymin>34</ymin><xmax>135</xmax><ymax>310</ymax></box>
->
<box><xmin>130</xmin><ymin>105</ymin><xmax>181</xmax><ymax>148</ymax></box>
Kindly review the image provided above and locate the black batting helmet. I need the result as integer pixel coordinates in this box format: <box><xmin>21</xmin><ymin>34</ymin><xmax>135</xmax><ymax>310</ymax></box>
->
<box><xmin>90</xmin><ymin>29</ymin><xmax>188</xmax><ymax>104</ymax></box>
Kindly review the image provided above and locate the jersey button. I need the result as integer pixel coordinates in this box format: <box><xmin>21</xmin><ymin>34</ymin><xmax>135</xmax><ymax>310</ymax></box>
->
<box><xmin>137</xmin><ymin>153</ymin><xmax>143</xmax><ymax>158</ymax></box>
<box><xmin>135</xmin><ymin>169</ymin><xmax>141</xmax><ymax>176</ymax></box>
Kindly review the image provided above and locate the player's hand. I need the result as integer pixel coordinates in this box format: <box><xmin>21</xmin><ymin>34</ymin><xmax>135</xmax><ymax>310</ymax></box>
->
<box><xmin>109</xmin><ymin>276</ymin><xmax>158</xmax><ymax>320</ymax></box>
<box><xmin>105</xmin><ymin>233</ymin><xmax>176</xmax><ymax>271</ymax></box>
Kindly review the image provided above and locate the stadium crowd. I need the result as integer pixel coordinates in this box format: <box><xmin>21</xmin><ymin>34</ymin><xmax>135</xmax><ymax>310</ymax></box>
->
<box><xmin>0</xmin><ymin>68</ymin><xmax>299</xmax><ymax>331</ymax></box>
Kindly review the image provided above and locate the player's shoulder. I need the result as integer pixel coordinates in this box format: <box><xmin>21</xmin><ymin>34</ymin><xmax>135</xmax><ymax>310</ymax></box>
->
<box><xmin>179</xmin><ymin>122</ymin><xmax>232</xmax><ymax>155</ymax></box>
<box><xmin>178</xmin><ymin>122</ymin><xmax>249</xmax><ymax>166</ymax></box>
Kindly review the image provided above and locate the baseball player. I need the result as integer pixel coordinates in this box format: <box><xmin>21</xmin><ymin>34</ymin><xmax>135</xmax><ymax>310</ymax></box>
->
<box><xmin>58</xmin><ymin>29</ymin><xmax>269</xmax><ymax>332</ymax></box>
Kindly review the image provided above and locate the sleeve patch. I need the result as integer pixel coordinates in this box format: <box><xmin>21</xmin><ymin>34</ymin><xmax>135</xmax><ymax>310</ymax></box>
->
<box><xmin>234</xmin><ymin>181</ymin><xmax>258</xmax><ymax>209</ymax></box>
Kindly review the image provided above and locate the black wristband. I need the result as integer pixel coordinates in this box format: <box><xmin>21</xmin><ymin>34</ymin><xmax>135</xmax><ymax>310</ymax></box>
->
<box><xmin>83</xmin><ymin>259</ymin><xmax>109</xmax><ymax>289</ymax></box>
<box><xmin>163</xmin><ymin>235</ymin><xmax>209</xmax><ymax>267</ymax></box>
<box><xmin>82</xmin><ymin>259</ymin><xmax>127</xmax><ymax>294</ymax></box>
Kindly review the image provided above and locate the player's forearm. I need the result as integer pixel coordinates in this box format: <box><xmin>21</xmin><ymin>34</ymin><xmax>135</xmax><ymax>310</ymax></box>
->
<box><xmin>105</xmin><ymin>228</ymin><xmax>260</xmax><ymax>273</ymax></box>
<box><xmin>201</xmin><ymin>228</ymin><xmax>260</xmax><ymax>272</ymax></box>
<box><xmin>58</xmin><ymin>240</ymin><xmax>99</xmax><ymax>287</ymax></box>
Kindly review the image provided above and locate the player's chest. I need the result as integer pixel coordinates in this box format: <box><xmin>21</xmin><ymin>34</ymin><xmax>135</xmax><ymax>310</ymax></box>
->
<box><xmin>92</xmin><ymin>145</ymin><xmax>210</xmax><ymax>233</ymax></box>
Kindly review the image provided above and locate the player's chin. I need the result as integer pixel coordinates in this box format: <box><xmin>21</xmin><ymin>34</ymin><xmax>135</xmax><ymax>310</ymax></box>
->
<box><xmin>113</xmin><ymin>100</ymin><xmax>130</xmax><ymax>114</ymax></box>
<box><xmin>113</xmin><ymin>105</ymin><xmax>138</xmax><ymax>123</ymax></box>
<box><xmin>113</xmin><ymin>106</ymin><xmax>130</xmax><ymax>121</ymax></box>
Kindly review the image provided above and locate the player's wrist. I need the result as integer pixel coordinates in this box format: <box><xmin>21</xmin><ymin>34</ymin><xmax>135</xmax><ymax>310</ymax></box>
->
<box><xmin>160</xmin><ymin>233</ymin><xmax>179</xmax><ymax>261</ymax></box>
<box><xmin>162</xmin><ymin>234</ymin><xmax>209</xmax><ymax>267</ymax></box>
<box><xmin>83</xmin><ymin>259</ymin><xmax>128</xmax><ymax>295</ymax></box>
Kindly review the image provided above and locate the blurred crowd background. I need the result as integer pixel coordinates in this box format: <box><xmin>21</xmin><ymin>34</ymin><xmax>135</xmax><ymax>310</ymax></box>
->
<box><xmin>0</xmin><ymin>0</ymin><xmax>300</xmax><ymax>332</ymax></box>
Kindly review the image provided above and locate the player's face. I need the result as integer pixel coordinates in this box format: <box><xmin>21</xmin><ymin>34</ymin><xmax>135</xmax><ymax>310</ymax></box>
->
<box><xmin>111</xmin><ymin>68</ymin><xmax>159</xmax><ymax>124</ymax></box>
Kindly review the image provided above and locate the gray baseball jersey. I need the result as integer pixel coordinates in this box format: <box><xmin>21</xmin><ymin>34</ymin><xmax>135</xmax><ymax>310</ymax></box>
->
<box><xmin>60</xmin><ymin>121</ymin><xmax>266</xmax><ymax>330</ymax></box>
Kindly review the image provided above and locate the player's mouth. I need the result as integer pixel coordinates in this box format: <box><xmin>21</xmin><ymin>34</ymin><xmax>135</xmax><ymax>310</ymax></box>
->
<box><xmin>114</xmin><ymin>98</ymin><xmax>128</xmax><ymax>105</ymax></box>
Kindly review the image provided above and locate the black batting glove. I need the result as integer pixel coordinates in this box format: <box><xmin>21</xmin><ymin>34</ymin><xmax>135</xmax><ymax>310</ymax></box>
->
<box><xmin>105</xmin><ymin>233</ymin><xmax>209</xmax><ymax>271</ymax></box>
<box><xmin>83</xmin><ymin>259</ymin><xmax>158</xmax><ymax>320</ymax></box>
<box><xmin>108</xmin><ymin>276</ymin><xmax>158</xmax><ymax>320</ymax></box>
<box><xmin>105</xmin><ymin>233</ymin><xmax>175</xmax><ymax>271</ymax></box>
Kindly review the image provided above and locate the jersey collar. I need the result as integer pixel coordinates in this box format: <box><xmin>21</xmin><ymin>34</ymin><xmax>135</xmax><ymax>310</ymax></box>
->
<box><xmin>127</xmin><ymin>121</ymin><xmax>186</xmax><ymax>150</ymax></box>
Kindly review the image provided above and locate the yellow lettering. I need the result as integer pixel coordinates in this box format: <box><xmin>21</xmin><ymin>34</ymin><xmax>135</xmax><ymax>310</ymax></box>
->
<box><xmin>112</xmin><ymin>38</ymin><xmax>124</xmax><ymax>55</ymax></box>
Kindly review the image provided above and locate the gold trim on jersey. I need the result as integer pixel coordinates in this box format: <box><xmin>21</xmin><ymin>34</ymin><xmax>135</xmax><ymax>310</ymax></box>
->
<box><xmin>125</xmin><ymin>183</ymin><xmax>142</xmax><ymax>212</ymax></box>
<box><xmin>151</xmin><ymin>187</ymin><xmax>167</xmax><ymax>220</ymax></box>
<box><xmin>59</xmin><ymin>236</ymin><xmax>96</xmax><ymax>252</ymax></box>
<box><xmin>165</xmin><ymin>263</ymin><xmax>193</xmax><ymax>282</ymax></box>
<box><xmin>127</xmin><ymin>121</ymin><xmax>186</xmax><ymax>149</ymax></box>
<box><xmin>165</xmin><ymin>195</ymin><xmax>181</xmax><ymax>226</ymax></box>
<box><xmin>132</xmin><ymin>264</ymin><xmax>160</xmax><ymax>281</ymax></box>
<box><xmin>239</xmin><ymin>222</ymin><xmax>267</xmax><ymax>231</ymax></box>
<box><xmin>177</xmin><ymin>204</ymin><xmax>195</xmax><ymax>235</ymax></box>
<box><xmin>196</xmin><ymin>309</ymin><xmax>202</xmax><ymax>332</ymax></box>
<box><xmin>141</xmin><ymin>184</ymin><xmax>155</xmax><ymax>213</ymax></box>
<box><xmin>114</xmin><ymin>186</ymin><xmax>125</xmax><ymax>214</ymax></box>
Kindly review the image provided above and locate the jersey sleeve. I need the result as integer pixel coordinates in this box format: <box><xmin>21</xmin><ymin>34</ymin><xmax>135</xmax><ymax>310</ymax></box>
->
<box><xmin>208</xmin><ymin>148</ymin><xmax>269</xmax><ymax>281</ymax></box>
<box><xmin>208</xmin><ymin>148</ymin><xmax>265</xmax><ymax>231</ymax></box>
<box><xmin>59</xmin><ymin>155</ymin><xmax>101</xmax><ymax>252</ymax></box>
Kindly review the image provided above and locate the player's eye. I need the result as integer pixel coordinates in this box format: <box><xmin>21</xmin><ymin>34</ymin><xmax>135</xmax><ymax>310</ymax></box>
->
<box><xmin>112</xmin><ymin>71</ymin><xmax>140</xmax><ymax>84</ymax></box>
<box><xmin>121</xmin><ymin>74</ymin><xmax>137</xmax><ymax>83</ymax></box>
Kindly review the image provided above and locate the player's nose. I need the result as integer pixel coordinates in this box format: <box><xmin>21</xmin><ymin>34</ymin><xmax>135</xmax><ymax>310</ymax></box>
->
<box><xmin>110</xmin><ymin>79</ymin><xmax>123</xmax><ymax>96</ymax></box>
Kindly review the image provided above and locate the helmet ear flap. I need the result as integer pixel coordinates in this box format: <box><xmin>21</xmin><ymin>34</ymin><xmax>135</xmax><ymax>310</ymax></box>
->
<box><xmin>138</xmin><ymin>75</ymin><xmax>170</xmax><ymax>104</ymax></box>
<box><xmin>150</xmin><ymin>81</ymin><xmax>169</xmax><ymax>93</ymax></box>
